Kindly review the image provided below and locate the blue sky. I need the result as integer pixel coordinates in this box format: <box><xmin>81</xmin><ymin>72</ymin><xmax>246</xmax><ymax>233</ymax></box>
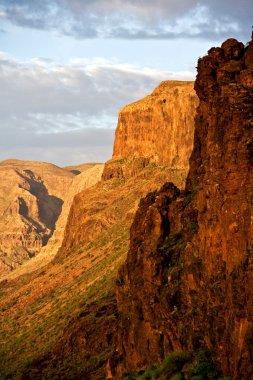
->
<box><xmin>0</xmin><ymin>0</ymin><xmax>251</xmax><ymax>166</ymax></box>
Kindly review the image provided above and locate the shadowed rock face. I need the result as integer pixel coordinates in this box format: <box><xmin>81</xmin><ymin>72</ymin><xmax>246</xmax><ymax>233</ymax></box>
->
<box><xmin>109</xmin><ymin>37</ymin><xmax>253</xmax><ymax>379</ymax></box>
<box><xmin>40</xmin><ymin>164</ymin><xmax>104</xmax><ymax>258</ymax></box>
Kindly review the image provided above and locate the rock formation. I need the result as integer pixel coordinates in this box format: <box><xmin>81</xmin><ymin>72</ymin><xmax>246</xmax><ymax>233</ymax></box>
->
<box><xmin>57</xmin><ymin>81</ymin><xmax>197</xmax><ymax>260</ymax></box>
<box><xmin>109</xmin><ymin>37</ymin><xmax>253</xmax><ymax>379</ymax></box>
<box><xmin>112</xmin><ymin>81</ymin><xmax>198</xmax><ymax>169</ymax></box>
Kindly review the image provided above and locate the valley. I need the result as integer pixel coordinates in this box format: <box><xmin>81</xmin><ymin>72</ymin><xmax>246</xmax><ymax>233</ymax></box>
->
<box><xmin>0</xmin><ymin>35</ymin><xmax>252</xmax><ymax>380</ymax></box>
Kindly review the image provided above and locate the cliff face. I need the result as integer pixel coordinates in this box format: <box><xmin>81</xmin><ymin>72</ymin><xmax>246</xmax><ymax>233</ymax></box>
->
<box><xmin>112</xmin><ymin>81</ymin><xmax>198</xmax><ymax>169</ymax></box>
<box><xmin>58</xmin><ymin>80</ymin><xmax>197</xmax><ymax>260</ymax></box>
<box><xmin>110</xmin><ymin>38</ymin><xmax>253</xmax><ymax>379</ymax></box>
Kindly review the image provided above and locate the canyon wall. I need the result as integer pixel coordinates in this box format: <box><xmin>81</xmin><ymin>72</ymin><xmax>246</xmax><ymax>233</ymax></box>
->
<box><xmin>0</xmin><ymin>160</ymin><xmax>103</xmax><ymax>277</ymax></box>
<box><xmin>112</xmin><ymin>81</ymin><xmax>198</xmax><ymax>168</ymax></box>
<box><xmin>0</xmin><ymin>160</ymin><xmax>73</xmax><ymax>276</ymax></box>
<box><xmin>109</xmin><ymin>37</ymin><xmax>253</xmax><ymax>379</ymax></box>
<box><xmin>41</xmin><ymin>164</ymin><xmax>104</xmax><ymax>258</ymax></box>
<box><xmin>57</xmin><ymin>81</ymin><xmax>197</xmax><ymax>260</ymax></box>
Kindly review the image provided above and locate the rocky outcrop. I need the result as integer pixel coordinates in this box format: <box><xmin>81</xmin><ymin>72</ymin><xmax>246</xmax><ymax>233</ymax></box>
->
<box><xmin>57</xmin><ymin>81</ymin><xmax>197</xmax><ymax>260</ymax></box>
<box><xmin>112</xmin><ymin>81</ymin><xmax>198</xmax><ymax>170</ymax></box>
<box><xmin>109</xmin><ymin>37</ymin><xmax>253</xmax><ymax>379</ymax></box>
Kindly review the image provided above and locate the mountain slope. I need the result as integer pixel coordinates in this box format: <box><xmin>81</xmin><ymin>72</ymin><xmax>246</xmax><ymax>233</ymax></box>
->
<box><xmin>0</xmin><ymin>165</ymin><xmax>186</xmax><ymax>380</ymax></box>
<box><xmin>0</xmin><ymin>160</ymin><xmax>104</xmax><ymax>278</ymax></box>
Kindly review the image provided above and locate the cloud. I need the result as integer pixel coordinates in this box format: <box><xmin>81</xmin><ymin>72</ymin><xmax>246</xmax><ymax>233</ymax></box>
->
<box><xmin>0</xmin><ymin>52</ymin><xmax>194</xmax><ymax>166</ymax></box>
<box><xmin>0</xmin><ymin>0</ymin><xmax>251</xmax><ymax>41</ymax></box>
<box><xmin>0</xmin><ymin>125</ymin><xmax>115</xmax><ymax>166</ymax></box>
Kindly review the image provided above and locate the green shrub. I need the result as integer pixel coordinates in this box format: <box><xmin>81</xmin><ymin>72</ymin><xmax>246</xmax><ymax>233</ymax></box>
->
<box><xmin>170</xmin><ymin>373</ymin><xmax>184</xmax><ymax>380</ymax></box>
<box><xmin>189</xmin><ymin>349</ymin><xmax>220</xmax><ymax>380</ymax></box>
<box><xmin>160</xmin><ymin>352</ymin><xmax>191</xmax><ymax>377</ymax></box>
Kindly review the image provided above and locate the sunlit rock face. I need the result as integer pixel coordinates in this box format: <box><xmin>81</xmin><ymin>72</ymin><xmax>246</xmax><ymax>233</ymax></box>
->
<box><xmin>112</xmin><ymin>81</ymin><xmax>198</xmax><ymax>170</ymax></box>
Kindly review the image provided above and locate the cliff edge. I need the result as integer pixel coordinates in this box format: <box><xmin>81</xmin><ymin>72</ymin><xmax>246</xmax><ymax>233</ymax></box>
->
<box><xmin>102</xmin><ymin>81</ymin><xmax>198</xmax><ymax>180</ymax></box>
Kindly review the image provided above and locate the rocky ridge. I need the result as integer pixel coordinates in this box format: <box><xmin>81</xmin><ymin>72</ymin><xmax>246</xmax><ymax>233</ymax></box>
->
<box><xmin>108</xmin><ymin>37</ymin><xmax>253</xmax><ymax>379</ymax></box>
<box><xmin>41</xmin><ymin>164</ymin><xmax>104</xmax><ymax>258</ymax></box>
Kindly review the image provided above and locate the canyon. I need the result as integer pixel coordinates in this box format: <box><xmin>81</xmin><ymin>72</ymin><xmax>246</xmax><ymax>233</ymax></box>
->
<box><xmin>0</xmin><ymin>34</ymin><xmax>252</xmax><ymax>380</ymax></box>
<box><xmin>0</xmin><ymin>160</ymin><xmax>103</xmax><ymax>278</ymax></box>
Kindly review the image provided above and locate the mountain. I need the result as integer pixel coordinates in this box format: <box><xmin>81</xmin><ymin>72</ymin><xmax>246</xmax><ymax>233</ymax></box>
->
<box><xmin>108</xmin><ymin>37</ymin><xmax>253</xmax><ymax>379</ymax></box>
<box><xmin>0</xmin><ymin>159</ymin><xmax>74</xmax><ymax>276</ymax></box>
<box><xmin>64</xmin><ymin>163</ymin><xmax>102</xmax><ymax>175</ymax></box>
<box><xmin>56</xmin><ymin>80</ymin><xmax>197</xmax><ymax>261</ymax></box>
<box><xmin>112</xmin><ymin>80</ymin><xmax>197</xmax><ymax>170</ymax></box>
<box><xmin>0</xmin><ymin>160</ymin><xmax>103</xmax><ymax>278</ymax></box>
<box><xmin>0</xmin><ymin>81</ymin><xmax>197</xmax><ymax>379</ymax></box>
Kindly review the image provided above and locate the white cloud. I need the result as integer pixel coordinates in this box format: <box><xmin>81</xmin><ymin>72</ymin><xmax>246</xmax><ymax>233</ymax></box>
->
<box><xmin>0</xmin><ymin>52</ymin><xmax>195</xmax><ymax>166</ymax></box>
<box><xmin>0</xmin><ymin>0</ymin><xmax>251</xmax><ymax>41</ymax></box>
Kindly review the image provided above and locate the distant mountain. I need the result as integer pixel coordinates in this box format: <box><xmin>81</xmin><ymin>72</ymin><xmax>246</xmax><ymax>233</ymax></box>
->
<box><xmin>0</xmin><ymin>159</ymin><xmax>103</xmax><ymax>277</ymax></box>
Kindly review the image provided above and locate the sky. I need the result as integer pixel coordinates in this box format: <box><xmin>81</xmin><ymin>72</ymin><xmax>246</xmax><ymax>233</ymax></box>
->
<box><xmin>0</xmin><ymin>1</ymin><xmax>252</xmax><ymax>166</ymax></box>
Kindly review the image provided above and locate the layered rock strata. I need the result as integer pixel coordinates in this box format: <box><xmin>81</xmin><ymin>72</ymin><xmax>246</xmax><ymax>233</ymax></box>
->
<box><xmin>109</xmin><ymin>37</ymin><xmax>253</xmax><ymax>379</ymax></box>
<box><xmin>0</xmin><ymin>160</ymin><xmax>103</xmax><ymax>277</ymax></box>
<box><xmin>57</xmin><ymin>80</ymin><xmax>197</xmax><ymax>260</ymax></box>
<box><xmin>112</xmin><ymin>81</ymin><xmax>198</xmax><ymax>170</ymax></box>
<box><xmin>0</xmin><ymin>160</ymin><xmax>73</xmax><ymax>276</ymax></box>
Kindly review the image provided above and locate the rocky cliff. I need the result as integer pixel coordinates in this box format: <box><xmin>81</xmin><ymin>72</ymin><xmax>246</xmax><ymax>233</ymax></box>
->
<box><xmin>111</xmin><ymin>81</ymin><xmax>198</xmax><ymax>170</ymax></box>
<box><xmin>57</xmin><ymin>80</ymin><xmax>197</xmax><ymax>260</ymax></box>
<box><xmin>109</xmin><ymin>37</ymin><xmax>253</xmax><ymax>379</ymax></box>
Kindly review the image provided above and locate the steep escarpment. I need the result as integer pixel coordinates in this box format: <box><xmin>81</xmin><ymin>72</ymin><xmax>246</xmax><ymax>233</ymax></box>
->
<box><xmin>111</xmin><ymin>81</ymin><xmax>198</xmax><ymax>170</ymax></box>
<box><xmin>58</xmin><ymin>81</ymin><xmax>197</xmax><ymax>260</ymax></box>
<box><xmin>110</xmin><ymin>37</ymin><xmax>253</xmax><ymax>379</ymax></box>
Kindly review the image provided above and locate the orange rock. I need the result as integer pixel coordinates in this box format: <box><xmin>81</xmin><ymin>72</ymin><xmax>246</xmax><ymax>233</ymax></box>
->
<box><xmin>112</xmin><ymin>81</ymin><xmax>198</xmax><ymax>170</ymax></box>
